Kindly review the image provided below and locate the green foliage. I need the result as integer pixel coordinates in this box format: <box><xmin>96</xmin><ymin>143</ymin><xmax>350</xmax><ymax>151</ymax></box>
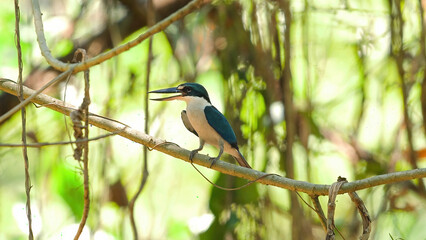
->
<box><xmin>50</xmin><ymin>163</ymin><xmax>85</xmax><ymax>220</ymax></box>
<box><xmin>241</xmin><ymin>89</ymin><xmax>266</xmax><ymax>135</ymax></box>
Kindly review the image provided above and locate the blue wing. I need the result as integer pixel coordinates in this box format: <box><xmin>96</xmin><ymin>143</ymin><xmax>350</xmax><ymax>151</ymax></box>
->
<box><xmin>204</xmin><ymin>106</ymin><xmax>238</xmax><ymax>148</ymax></box>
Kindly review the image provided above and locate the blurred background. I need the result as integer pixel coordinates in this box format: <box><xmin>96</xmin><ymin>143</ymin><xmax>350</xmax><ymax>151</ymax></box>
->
<box><xmin>1</xmin><ymin>0</ymin><xmax>426</xmax><ymax>239</ymax></box>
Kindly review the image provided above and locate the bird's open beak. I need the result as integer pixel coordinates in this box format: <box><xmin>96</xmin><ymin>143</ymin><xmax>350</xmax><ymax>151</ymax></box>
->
<box><xmin>148</xmin><ymin>87</ymin><xmax>183</xmax><ymax>101</ymax></box>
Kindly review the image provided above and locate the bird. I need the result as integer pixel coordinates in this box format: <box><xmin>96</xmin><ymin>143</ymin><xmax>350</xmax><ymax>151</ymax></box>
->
<box><xmin>149</xmin><ymin>82</ymin><xmax>251</xmax><ymax>168</ymax></box>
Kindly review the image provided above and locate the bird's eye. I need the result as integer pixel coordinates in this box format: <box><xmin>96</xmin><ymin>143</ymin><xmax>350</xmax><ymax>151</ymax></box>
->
<box><xmin>186</xmin><ymin>88</ymin><xmax>191</xmax><ymax>93</ymax></box>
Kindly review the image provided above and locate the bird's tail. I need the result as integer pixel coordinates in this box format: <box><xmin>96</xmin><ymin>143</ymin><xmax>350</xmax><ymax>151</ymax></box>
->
<box><xmin>234</xmin><ymin>149</ymin><xmax>252</xmax><ymax>168</ymax></box>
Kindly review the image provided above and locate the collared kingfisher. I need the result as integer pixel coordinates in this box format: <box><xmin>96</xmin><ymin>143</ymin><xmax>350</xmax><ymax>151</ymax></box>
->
<box><xmin>149</xmin><ymin>83</ymin><xmax>251</xmax><ymax>168</ymax></box>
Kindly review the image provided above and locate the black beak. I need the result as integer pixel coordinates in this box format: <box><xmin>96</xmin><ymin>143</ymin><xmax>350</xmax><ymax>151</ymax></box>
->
<box><xmin>148</xmin><ymin>87</ymin><xmax>183</xmax><ymax>101</ymax></box>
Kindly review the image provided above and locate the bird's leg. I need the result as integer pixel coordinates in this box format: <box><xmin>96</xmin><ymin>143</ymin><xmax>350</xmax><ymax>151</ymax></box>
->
<box><xmin>189</xmin><ymin>139</ymin><xmax>205</xmax><ymax>162</ymax></box>
<box><xmin>209</xmin><ymin>140</ymin><xmax>224</xmax><ymax>168</ymax></box>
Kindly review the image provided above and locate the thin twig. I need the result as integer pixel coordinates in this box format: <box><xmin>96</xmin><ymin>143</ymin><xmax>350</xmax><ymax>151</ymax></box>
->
<box><xmin>0</xmin><ymin>130</ymin><xmax>123</xmax><ymax>147</ymax></box>
<box><xmin>63</xmin><ymin>65</ymin><xmax>77</xmax><ymax>152</ymax></box>
<box><xmin>129</xmin><ymin>3</ymin><xmax>155</xmax><ymax>236</ymax></box>
<box><xmin>347</xmin><ymin>191</ymin><xmax>371</xmax><ymax>240</ymax></box>
<box><xmin>311</xmin><ymin>195</ymin><xmax>327</xmax><ymax>231</ymax></box>
<box><xmin>15</xmin><ymin>0</ymin><xmax>34</xmax><ymax>239</ymax></box>
<box><xmin>389</xmin><ymin>0</ymin><xmax>426</xmax><ymax>194</ymax></box>
<box><xmin>1</xmin><ymin>80</ymin><xmax>426</xmax><ymax>196</ymax></box>
<box><xmin>0</xmin><ymin>67</ymin><xmax>75</xmax><ymax>123</ymax></box>
<box><xmin>279</xmin><ymin>1</ymin><xmax>312</xmax><ymax>238</ymax></box>
<box><xmin>190</xmin><ymin>161</ymin><xmax>277</xmax><ymax>190</ymax></box>
<box><xmin>32</xmin><ymin>100</ymin><xmax>131</xmax><ymax>128</ymax></box>
<box><xmin>30</xmin><ymin>0</ymin><xmax>205</xmax><ymax>73</ymax></box>
<box><xmin>295</xmin><ymin>192</ymin><xmax>318</xmax><ymax>213</ymax></box>
<box><xmin>73</xmin><ymin>49</ymin><xmax>91</xmax><ymax>240</ymax></box>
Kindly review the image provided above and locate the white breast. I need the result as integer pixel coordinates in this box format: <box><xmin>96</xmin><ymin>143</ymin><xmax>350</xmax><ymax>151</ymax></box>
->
<box><xmin>183</xmin><ymin>96</ymin><xmax>234</xmax><ymax>153</ymax></box>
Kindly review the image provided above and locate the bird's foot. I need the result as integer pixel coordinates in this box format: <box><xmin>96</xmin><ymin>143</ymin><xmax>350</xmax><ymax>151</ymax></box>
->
<box><xmin>189</xmin><ymin>150</ymin><xmax>199</xmax><ymax>162</ymax></box>
<box><xmin>209</xmin><ymin>156</ymin><xmax>220</xmax><ymax>168</ymax></box>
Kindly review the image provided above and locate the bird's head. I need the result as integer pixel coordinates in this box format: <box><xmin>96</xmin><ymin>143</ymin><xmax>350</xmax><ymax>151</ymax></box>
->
<box><xmin>149</xmin><ymin>83</ymin><xmax>211</xmax><ymax>103</ymax></box>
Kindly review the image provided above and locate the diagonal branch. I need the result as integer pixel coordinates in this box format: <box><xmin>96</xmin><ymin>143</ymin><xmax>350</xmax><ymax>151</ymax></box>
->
<box><xmin>0</xmin><ymin>68</ymin><xmax>74</xmax><ymax>123</ymax></box>
<box><xmin>30</xmin><ymin>0</ymin><xmax>205</xmax><ymax>73</ymax></box>
<box><xmin>347</xmin><ymin>191</ymin><xmax>371</xmax><ymax>240</ymax></box>
<box><xmin>311</xmin><ymin>195</ymin><xmax>327</xmax><ymax>231</ymax></box>
<box><xmin>1</xmin><ymin>80</ymin><xmax>426</xmax><ymax>196</ymax></box>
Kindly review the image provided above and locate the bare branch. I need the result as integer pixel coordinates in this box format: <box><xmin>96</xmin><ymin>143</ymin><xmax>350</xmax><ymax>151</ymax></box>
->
<box><xmin>347</xmin><ymin>191</ymin><xmax>371</xmax><ymax>240</ymax></box>
<box><xmin>30</xmin><ymin>0</ymin><xmax>205</xmax><ymax>73</ymax></box>
<box><xmin>0</xmin><ymin>68</ymin><xmax>74</xmax><ymax>123</ymax></box>
<box><xmin>311</xmin><ymin>195</ymin><xmax>327</xmax><ymax>231</ymax></box>
<box><xmin>71</xmin><ymin>49</ymin><xmax>91</xmax><ymax>240</ymax></box>
<box><xmin>15</xmin><ymin>0</ymin><xmax>34</xmax><ymax>239</ymax></box>
<box><xmin>1</xmin><ymin>80</ymin><xmax>426</xmax><ymax>196</ymax></box>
